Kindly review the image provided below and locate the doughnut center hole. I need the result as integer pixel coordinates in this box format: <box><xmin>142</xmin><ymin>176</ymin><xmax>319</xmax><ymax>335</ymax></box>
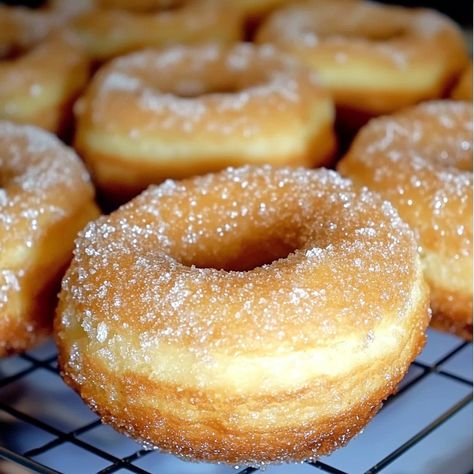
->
<box><xmin>317</xmin><ymin>24</ymin><xmax>406</xmax><ymax>42</ymax></box>
<box><xmin>358</xmin><ymin>28</ymin><xmax>405</xmax><ymax>42</ymax></box>
<box><xmin>173</xmin><ymin>82</ymin><xmax>241</xmax><ymax>98</ymax></box>
<box><xmin>0</xmin><ymin>47</ymin><xmax>25</xmax><ymax>61</ymax></box>
<box><xmin>97</xmin><ymin>0</ymin><xmax>186</xmax><ymax>13</ymax></box>
<box><xmin>184</xmin><ymin>237</ymin><xmax>300</xmax><ymax>272</ymax></box>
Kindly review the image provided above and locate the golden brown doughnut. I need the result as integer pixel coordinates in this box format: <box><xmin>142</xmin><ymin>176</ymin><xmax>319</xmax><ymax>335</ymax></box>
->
<box><xmin>0</xmin><ymin>122</ymin><xmax>99</xmax><ymax>357</ymax></box>
<box><xmin>339</xmin><ymin>101</ymin><xmax>472</xmax><ymax>339</ymax></box>
<box><xmin>75</xmin><ymin>43</ymin><xmax>336</xmax><ymax>202</ymax></box>
<box><xmin>0</xmin><ymin>33</ymin><xmax>90</xmax><ymax>134</ymax></box>
<box><xmin>56</xmin><ymin>166</ymin><xmax>429</xmax><ymax>464</ymax></box>
<box><xmin>451</xmin><ymin>63</ymin><xmax>473</xmax><ymax>101</ymax></box>
<box><xmin>257</xmin><ymin>0</ymin><xmax>468</xmax><ymax>123</ymax></box>
<box><xmin>0</xmin><ymin>0</ymin><xmax>91</xmax><ymax>58</ymax></box>
<box><xmin>69</xmin><ymin>0</ymin><xmax>244</xmax><ymax>62</ymax></box>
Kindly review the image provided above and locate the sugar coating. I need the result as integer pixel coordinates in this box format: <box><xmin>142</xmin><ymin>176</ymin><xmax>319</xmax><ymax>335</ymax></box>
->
<box><xmin>84</xmin><ymin>43</ymin><xmax>326</xmax><ymax>137</ymax></box>
<box><xmin>0</xmin><ymin>121</ymin><xmax>92</xmax><ymax>309</ymax></box>
<box><xmin>60</xmin><ymin>166</ymin><xmax>418</xmax><ymax>355</ymax></box>
<box><xmin>258</xmin><ymin>0</ymin><xmax>460</xmax><ymax>69</ymax></box>
<box><xmin>340</xmin><ymin>101</ymin><xmax>472</xmax><ymax>258</ymax></box>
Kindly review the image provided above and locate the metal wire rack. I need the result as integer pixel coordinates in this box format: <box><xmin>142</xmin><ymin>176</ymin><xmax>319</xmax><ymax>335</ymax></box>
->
<box><xmin>0</xmin><ymin>328</ymin><xmax>472</xmax><ymax>474</ymax></box>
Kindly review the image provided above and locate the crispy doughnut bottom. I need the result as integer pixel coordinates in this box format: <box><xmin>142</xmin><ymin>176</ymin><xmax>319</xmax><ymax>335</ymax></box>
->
<box><xmin>58</xmin><ymin>297</ymin><xmax>427</xmax><ymax>463</ymax></box>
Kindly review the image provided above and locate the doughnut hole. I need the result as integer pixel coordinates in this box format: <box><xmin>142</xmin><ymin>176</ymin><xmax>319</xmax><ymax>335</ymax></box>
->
<box><xmin>123</xmin><ymin>53</ymin><xmax>275</xmax><ymax>99</ymax></box>
<box><xmin>96</xmin><ymin>0</ymin><xmax>186</xmax><ymax>12</ymax></box>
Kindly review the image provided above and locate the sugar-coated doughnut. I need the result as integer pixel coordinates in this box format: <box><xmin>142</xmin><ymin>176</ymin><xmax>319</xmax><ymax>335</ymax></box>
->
<box><xmin>339</xmin><ymin>101</ymin><xmax>472</xmax><ymax>339</ymax></box>
<box><xmin>55</xmin><ymin>166</ymin><xmax>429</xmax><ymax>464</ymax></box>
<box><xmin>75</xmin><ymin>43</ymin><xmax>336</xmax><ymax>202</ymax></box>
<box><xmin>0</xmin><ymin>0</ymin><xmax>91</xmax><ymax>58</ymax></box>
<box><xmin>69</xmin><ymin>0</ymin><xmax>243</xmax><ymax>62</ymax></box>
<box><xmin>0</xmin><ymin>122</ymin><xmax>99</xmax><ymax>357</ymax></box>
<box><xmin>257</xmin><ymin>0</ymin><xmax>468</xmax><ymax>121</ymax></box>
<box><xmin>451</xmin><ymin>64</ymin><xmax>473</xmax><ymax>101</ymax></box>
<box><xmin>0</xmin><ymin>33</ymin><xmax>90</xmax><ymax>134</ymax></box>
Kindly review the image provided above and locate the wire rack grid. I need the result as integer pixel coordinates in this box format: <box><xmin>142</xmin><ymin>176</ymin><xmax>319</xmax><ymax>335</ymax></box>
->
<box><xmin>0</xmin><ymin>328</ymin><xmax>472</xmax><ymax>474</ymax></box>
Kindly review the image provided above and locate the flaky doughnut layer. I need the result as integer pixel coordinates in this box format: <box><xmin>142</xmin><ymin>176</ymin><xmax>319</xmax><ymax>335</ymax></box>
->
<box><xmin>75</xmin><ymin>43</ymin><xmax>336</xmax><ymax>202</ymax></box>
<box><xmin>0</xmin><ymin>34</ymin><xmax>90</xmax><ymax>133</ymax></box>
<box><xmin>70</xmin><ymin>0</ymin><xmax>243</xmax><ymax>61</ymax></box>
<box><xmin>0</xmin><ymin>122</ymin><xmax>99</xmax><ymax>356</ymax></box>
<box><xmin>56</xmin><ymin>166</ymin><xmax>429</xmax><ymax>464</ymax></box>
<box><xmin>257</xmin><ymin>0</ymin><xmax>468</xmax><ymax>119</ymax></box>
<box><xmin>339</xmin><ymin>101</ymin><xmax>472</xmax><ymax>339</ymax></box>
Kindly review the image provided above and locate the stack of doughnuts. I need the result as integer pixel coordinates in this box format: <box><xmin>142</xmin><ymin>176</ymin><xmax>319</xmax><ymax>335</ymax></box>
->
<box><xmin>0</xmin><ymin>0</ymin><xmax>471</xmax><ymax>466</ymax></box>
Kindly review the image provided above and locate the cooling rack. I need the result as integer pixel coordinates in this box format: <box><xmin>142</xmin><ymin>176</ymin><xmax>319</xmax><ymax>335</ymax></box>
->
<box><xmin>0</xmin><ymin>327</ymin><xmax>472</xmax><ymax>474</ymax></box>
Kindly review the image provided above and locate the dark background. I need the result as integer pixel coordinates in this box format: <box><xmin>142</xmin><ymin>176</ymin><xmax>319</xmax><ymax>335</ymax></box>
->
<box><xmin>0</xmin><ymin>0</ymin><xmax>473</xmax><ymax>26</ymax></box>
<box><xmin>380</xmin><ymin>1</ymin><xmax>471</xmax><ymax>27</ymax></box>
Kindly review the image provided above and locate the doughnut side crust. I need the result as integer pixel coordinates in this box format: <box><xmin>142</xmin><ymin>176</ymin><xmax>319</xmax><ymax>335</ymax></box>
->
<box><xmin>0</xmin><ymin>122</ymin><xmax>99</xmax><ymax>356</ymax></box>
<box><xmin>256</xmin><ymin>0</ymin><xmax>468</xmax><ymax>116</ymax></box>
<box><xmin>0</xmin><ymin>34</ymin><xmax>90</xmax><ymax>133</ymax></box>
<box><xmin>75</xmin><ymin>44</ymin><xmax>336</xmax><ymax>201</ymax></box>
<box><xmin>338</xmin><ymin>101</ymin><xmax>472</xmax><ymax>339</ymax></box>
<box><xmin>56</xmin><ymin>167</ymin><xmax>429</xmax><ymax>463</ymax></box>
<box><xmin>451</xmin><ymin>64</ymin><xmax>473</xmax><ymax>102</ymax></box>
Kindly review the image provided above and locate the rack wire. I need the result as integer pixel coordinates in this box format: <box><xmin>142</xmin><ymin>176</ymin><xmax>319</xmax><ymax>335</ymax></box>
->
<box><xmin>0</xmin><ymin>328</ymin><xmax>472</xmax><ymax>474</ymax></box>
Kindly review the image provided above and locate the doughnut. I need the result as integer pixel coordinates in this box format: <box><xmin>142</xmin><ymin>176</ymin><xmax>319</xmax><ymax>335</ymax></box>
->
<box><xmin>74</xmin><ymin>43</ymin><xmax>336</xmax><ymax>202</ymax></box>
<box><xmin>338</xmin><ymin>101</ymin><xmax>472</xmax><ymax>339</ymax></box>
<box><xmin>451</xmin><ymin>63</ymin><xmax>473</xmax><ymax>101</ymax></box>
<box><xmin>69</xmin><ymin>0</ymin><xmax>244</xmax><ymax>62</ymax></box>
<box><xmin>55</xmin><ymin>166</ymin><xmax>429</xmax><ymax>464</ymax></box>
<box><xmin>0</xmin><ymin>122</ymin><xmax>99</xmax><ymax>357</ymax></box>
<box><xmin>0</xmin><ymin>0</ymin><xmax>91</xmax><ymax>58</ymax></box>
<box><xmin>0</xmin><ymin>33</ymin><xmax>90</xmax><ymax>134</ymax></box>
<box><xmin>257</xmin><ymin>0</ymin><xmax>468</xmax><ymax>122</ymax></box>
